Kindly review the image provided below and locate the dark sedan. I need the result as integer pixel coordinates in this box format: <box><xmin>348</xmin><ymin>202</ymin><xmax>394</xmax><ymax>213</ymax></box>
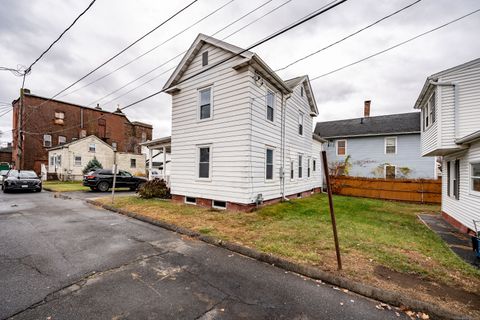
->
<box><xmin>3</xmin><ymin>170</ymin><xmax>42</xmax><ymax>193</ymax></box>
<box><xmin>83</xmin><ymin>169</ymin><xmax>146</xmax><ymax>192</ymax></box>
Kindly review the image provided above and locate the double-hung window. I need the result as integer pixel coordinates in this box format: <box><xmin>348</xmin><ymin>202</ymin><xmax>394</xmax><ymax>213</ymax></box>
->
<box><xmin>447</xmin><ymin>161</ymin><xmax>451</xmax><ymax>196</ymax></box>
<box><xmin>307</xmin><ymin>158</ymin><xmax>311</xmax><ymax>178</ymax></box>
<box><xmin>266</xmin><ymin>148</ymin><xmax>274</xmax><ymax>180</ymax></box>
<box><xmin>198</xmin><ymin>146</ymin><xmax>211</xmax><ymax>179</ymax></box>
<box><xmin>298</xmin><ymin>112</ymin><xmax>304</xmax><ymax>135</ymax></box>
<box><xmin>74</xmin><ymin>156</ymin><xmax>82</xmax><ymax>166</ymax></box>
<box><xmin>313</xmin><ymin>159</ymin><xmax>316</xmax><ymax>172</ymax></box>
<box><xmin>58</xmin><ymin>136</ymin><xmax>66</xmax><ymax>145</ymax></box>
<box><xmin>199</xmin><ymin>87</ymin><xmax>212</xmax><ymax>120</ymax></box>
<box><xmin>290</xmin><ymin>160</ymin><xmax>294</xmax><ymax>179</ymax></box>
<box><xmin>336</xmin><ymin>140</ymin><xmax>346</xmax><ymax>156</ymax></box>
<box><xmin>43</xmin><ymin>134</ymin><xmax>52</xmax><ymax>147</ymax></box>
<box><xmin>423</xmin><ymin>91</ymin><xmax>436</xmax><ymax>131</ymax></box>
<box><xmin>471</xmin><ymin>162</ymin><xmax>480</xmax><ymax>193</ymax></box>
<box><xmin>298</xmin><ymin>154</ymin><xmax>303</xmax><ymax>178</ymax></box>
<box><xmin>385</xmin><ymin>137</ymin><xmax>397</xmax><ymax>154</ymax></box>
<box><xmin>266</xmin><ymin>91</ymin><xmax>274</xmax><ymax>122</ymax></box>
<box><xmin>453</xmin><ymin>160</ymin><xmax>460</xmax><ymax>200</ymax></box>
<box><xmin>89</xmin><ymin>143</ymin><xmax>96</xmax><ymax>152</ymax></box>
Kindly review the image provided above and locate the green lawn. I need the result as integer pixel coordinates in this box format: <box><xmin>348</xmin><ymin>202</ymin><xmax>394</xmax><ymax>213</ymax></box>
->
<box><xmin>97</xmin><ymin>193</ymin><xmax>480</xmax><ymax>315</ymax></box>
<box><xmin>43</xmin><ymin>181</ymin><xmax>90</xmax><ymax>192</ymax></box>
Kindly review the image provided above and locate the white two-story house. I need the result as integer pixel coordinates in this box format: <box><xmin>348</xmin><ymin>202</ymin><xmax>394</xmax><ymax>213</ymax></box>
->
<box><xmin>161</xmin><ymin>34</ymin><xmax>324</xmax><ymax>211</ymax></box>
<box><xmin>414</xmin><ymin>58</ymin><xmax>480</xmax><ymax>233</ymax></box>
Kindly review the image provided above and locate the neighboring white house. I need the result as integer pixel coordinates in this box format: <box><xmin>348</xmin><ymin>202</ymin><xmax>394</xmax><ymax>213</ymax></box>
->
<box><xmin>414</xmin><ymin>57</ymin><xmax>480</xmax><ymax>233</ymax></box>
<box><xmin>161</xmin><ymin>34</ymin><xmax>324</xmax><ymax>211</ymax></box>
<box><xmin>47</xmin><ymin>135</ymin><xmax>146</xmax><ymax>181</ymax></box>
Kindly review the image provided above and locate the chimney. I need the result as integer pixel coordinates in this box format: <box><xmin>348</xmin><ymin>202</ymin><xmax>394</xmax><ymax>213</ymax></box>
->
<box><xmin>95</xmin><ymin>103</ymin><xmax>102</xmax><ymax>110</ymax></box>
<box><xmin>364</xmin><ymin>100</ymin><xmax>371</xmax><ymax>117</ymax></box>
<box><xmin>22</xmin><ymin>88</ymin><xmax>30</xmax><ymax>94</ymax></box>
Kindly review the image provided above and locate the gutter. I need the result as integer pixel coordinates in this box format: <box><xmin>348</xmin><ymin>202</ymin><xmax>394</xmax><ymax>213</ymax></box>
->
<box><xmin>428</xmin><ymin>80</ymin><xmax>458</xmax><ymax>139</ymax></box>
<box><xmin>281</xmin><ymin>93</ymin><xmax>292</xmax><ymax>201</ymax></box>
<box><xmin>455</xmin><ymin>129</ymin><xmax>480</xmax><ymax>145</ymax></box>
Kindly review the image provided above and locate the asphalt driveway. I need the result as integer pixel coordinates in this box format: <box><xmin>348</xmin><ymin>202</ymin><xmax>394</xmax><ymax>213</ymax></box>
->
<box><xmin>0</xmin><ymin>190</ymin><xmax>407</xmax><ymax>319</ymax></box>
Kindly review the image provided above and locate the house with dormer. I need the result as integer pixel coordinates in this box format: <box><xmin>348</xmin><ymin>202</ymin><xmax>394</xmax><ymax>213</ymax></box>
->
<box><xmin>414</xmin><ymin>58</ymin><xmax>480</xmax><ymax>233</ymax></box>
<box><xmin>157</xmin><ymin>34</ymin><xmax>324</xmax><ymax>211</ymax></box>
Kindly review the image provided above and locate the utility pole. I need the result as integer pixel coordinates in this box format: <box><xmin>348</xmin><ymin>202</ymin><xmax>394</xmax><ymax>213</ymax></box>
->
<box><xmin>17</xmin><ymin>86</ymin><xmax>25</xmax><ymax>170</ymax></box>
<box><xmin>321</xmin><ymin>150</ymin><xmax>342</xmax><ymax>270</ymax></box>
<box><xmin>111</xmin><ymin>149</ymin><xmax>117</xmax><ymax>204</ymax></box>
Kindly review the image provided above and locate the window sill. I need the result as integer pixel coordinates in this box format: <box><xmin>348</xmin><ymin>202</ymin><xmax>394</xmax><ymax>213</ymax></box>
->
<box><xmin>197</xmin><ymin>117</ymin><xmax>213</xmax><ymax>123</ymax></box>
<box><xmin>195</xmin><ymin>178</ymin><xmax>212</xmax><ymax>182</ymax></box>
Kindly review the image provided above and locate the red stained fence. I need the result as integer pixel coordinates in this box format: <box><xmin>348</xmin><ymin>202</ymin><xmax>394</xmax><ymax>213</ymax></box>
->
<box><xmin>330</xmin><ymin>176</ymin><xmax>441</xmax><ymax>204</ymax></box>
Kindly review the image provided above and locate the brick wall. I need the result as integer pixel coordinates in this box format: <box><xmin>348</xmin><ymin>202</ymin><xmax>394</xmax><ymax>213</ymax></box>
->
<box><xmin>12</xmin><ymin>94</ymin><xmax>152</xmax><ymax>173</ymax></box>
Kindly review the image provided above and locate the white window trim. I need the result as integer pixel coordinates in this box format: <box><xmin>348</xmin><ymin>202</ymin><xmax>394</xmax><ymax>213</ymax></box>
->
<box><xmin>469</xmin><ymin>161</ymin><xmax>480</xmax><ymax>197</ymax></box>
<box><xmin>307</xmin><ymin>157</ymin><xmax>311</xmax><ymax>178</ymax></box>
<box><xmin>196</xmin><ymin>144</ymin><xmax>212</xmax><ymax>181</ymax></box>
<box><xmin>290</xmin><ymin>159</ymin><xmax>295</xmax><ymax>181</ymax></box>
<box><xmin>265</xmin><ymin>89</ymin><xmax>275</xmax><ymax>122</ymax></box>
<box><xmin>185</xmin><ymin>197</ymin><xmax>197</xmax><ymax>205</ymax></box>
<box><xmin>423</xmin><ymin>91</ymin><xmax>436</xmax><ymax>131</ymax></box>
<box><xmin>298</xmin><ymin>111</ymin><xmax>304</xmax><ymax>136</ymax></box>
<box><xmin>74</xmin><ymin>155</ymin><xmax>82</xmax><ymax>167</ymax></box>
<box><xmin>336</xmin><ymin>139</ymin><xmax>347</xmax><ymax>156</ymax></box>
<box><xmin>43</xmin><ymin>134</ymin><xmax>52</xmax><ymax>147</ymax></box>
<box><xmin>384</xmin><ymin>136</ymin><xmax>397</xmax><ymax>155</ymax></box>
<box><xmin>384</xmin><ymin>164</ymin><xmax>397</xmax><ymax>179</ymax></box>
<box><xmin>89</xmin><ymin>143</ymin><xmax>96</xmax><ymax>153</ymax></box>
<box><xmin>265</xmin><ymin>147</ymin><xmax>275</xmax><ymax>182</ymax></box>
<box><xmin>201</xmin><ymin>50</ymin><xmax>208</xmax><ymax>67</ymax></box>
<box><xmin>197</xmin><ymin>86</ymin><xmax>213</xmax><ymax>122</ymax></box>
<box><xmin>212</xmin><ymin>200</ymin><xmax>227</xmax><ymax>210</ymax></box>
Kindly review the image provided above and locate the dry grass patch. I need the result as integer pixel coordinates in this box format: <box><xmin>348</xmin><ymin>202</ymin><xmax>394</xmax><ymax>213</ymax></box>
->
<box><xmin>97</xmin><ymin>194</ymin><xmax>480</xmax><ymax>317</ymax></box>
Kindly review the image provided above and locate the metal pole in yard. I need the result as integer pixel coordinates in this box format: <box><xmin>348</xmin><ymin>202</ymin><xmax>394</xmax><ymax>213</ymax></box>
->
<box><xmin>111</xmin><ymin>150</ymin><xmax>117</xmax><ymax>204</ymax></box>
<box><xmin>321</xmin><ymin>150</ymin><xmax>342</xmax><ymax>270</ymax></box>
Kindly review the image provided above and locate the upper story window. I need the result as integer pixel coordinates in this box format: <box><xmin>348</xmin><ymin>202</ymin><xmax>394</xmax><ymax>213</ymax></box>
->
<box><xmin>199</xmin><ymin>87</ymin><xmax>212</xmax><ymax>120</ymax></box>
<box><xmin>54</xmin><ymin>111</ymin><xmax>64</xmax><ymax>125</ymax></box>
<box><xmin>141</xmin><ymin>132</ymin><xmax>147</xmax><ymax>142</ymax></box>
<box><xmin>336</xmin><ymin>140</ymin><xmax>347</xmax><ymax>156</ymax></box>
<box><xmin>112</xmin><ymin>142</ymin><xmax>117</xmax><ymax>151</ymax></box>
<box><xmin>266</xmin><ymin>148</ymin><xmax>274</xmax><ymax>180</ymax></box>
<box><xmin>198</xmin><ymin>146</ymin><xmax>211</xmax><ymax>179</ymax></box>
<box><xmin>58</xmin><ymin>136</ymin><xmax>66</xmax><ymax>145</ymax></box>
<box><xmin>202</xmin><ymin>51</ymin><xmax>208</xmax><ymax>66</ymax></box>
<box><xmin>43</xmin><ymin>134</ymin><xmax>52</xmax><ymax>147</ymax></box>
<box><xmin>471</xmin><ymin>162</ymin><xmax>480</xmax><ymax>193</ymax></box>
<box><xmin>266</xmin><ymin>90</ymin><xmax>275</xmax><ymax>122</ymax></box>
<box><xmin>298</xmin><ymin>112</ymin><xmax>304</xmax><ymax>135</ymax></box>
<box><xmin>89</xmin><ymin>143</ymin><xmax>96</xmax><ymax>152</ymax></box>
<box><xmin>423</xmin><ymin>91</ymin><xmax>436</xmax><ymax>131</ymax></box>
<box><xmin>300</xmin><ymin>86</ymin><xmax>304</xmax><ymax>97</ymax></box>
<box><xmin>80</xmin><ymin>129</ymin><xmax>87</xmax><ymax>138</ymax></box>
<box><xmin>385</xmin><ymin>137</ymin><xmax>397</xmax><ymax>154</ymax></box>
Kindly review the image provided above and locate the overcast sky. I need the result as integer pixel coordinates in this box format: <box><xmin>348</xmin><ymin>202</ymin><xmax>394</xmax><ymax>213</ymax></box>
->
<box><xmin>1</xmin><ymin>0</ymin><xmax>479</xmax><ymax>145</ymax></box>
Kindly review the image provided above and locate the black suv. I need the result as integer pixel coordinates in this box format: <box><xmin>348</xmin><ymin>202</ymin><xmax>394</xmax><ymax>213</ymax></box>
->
<box><xmin>83</xmin><ymin>169</ymin><xmax>147</xmax><ymax>192</ymax></box>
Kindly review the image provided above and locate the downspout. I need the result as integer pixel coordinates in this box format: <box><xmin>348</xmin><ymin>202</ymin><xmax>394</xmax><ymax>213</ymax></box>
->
<box><xmin>281</xmin><ymin>93</ymin><xmax>292</xmax><ymax>201</ymax></box>
<box><xmin>429</xmin><ymin>80</ymin><xmax>458</xmax><ymax>139</ymax></box>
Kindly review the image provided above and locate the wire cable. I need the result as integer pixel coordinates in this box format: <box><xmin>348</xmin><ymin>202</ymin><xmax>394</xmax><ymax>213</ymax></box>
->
<box><xmin>61</xmin><ymin>0</ymin><xmax>237</xmax><ymax>98</ymax></box>
<box><xmin>310</xmin><ymin>8</ymin><xmax>480</xmax><ymax>81</ymax></box>
<box><xmin>275</xmin><ymin>0</ymin><xmax>422</xmax><ymax>72</ymax></box>
<box><xmin>26</xmin><ymin>0</ymin><xmax>97</xmax><ymax>73</ymax></box>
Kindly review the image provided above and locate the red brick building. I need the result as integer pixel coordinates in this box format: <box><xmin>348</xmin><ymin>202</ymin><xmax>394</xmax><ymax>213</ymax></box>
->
<box><xmin>12</xmin><ymin>91</ymin><xmax>152</xmax><ymax>173</ymax></box>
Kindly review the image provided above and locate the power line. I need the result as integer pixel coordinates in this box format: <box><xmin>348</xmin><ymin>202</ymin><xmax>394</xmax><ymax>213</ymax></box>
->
<box><xmin>25</xmin><ymin>0</ymin><xmax>198</xmax><ymax>110</ymax></box>
<box><xmin>91</xmin><ymin>0</ymin><xmax>287</xmax><ymax>108</ymax></box>
<box><xmin>310</xmin><ymin>8</ymin><xmax>480</xmax><ymax>81</ymax></box>
<box><xmin>61</xmin><ymin>0</ymin><xmax>237</xmax><ymax>98</ymax></box>
<box><xmin>26</xmin><ymin>0</ymin><xmax>97</xmax><ymax>74</ymax></box>
<box><xmin>275</xmin><ymin>0</ymin><xmax>422</xmax><ymax>72</ymax></box>
<box><xmin>119</xmin><ymin>0</ymin><xmax>346</xmax><ymax>112</ymax></box>
<box><xmin>22</xmin><ymin>0</ymin><xmax>346</xmax><ymax>136</ymax></box>
<box><xmin>0</xmin><ymin>109</ymin><xmax>12</xmax><ymax>118</ymax></box>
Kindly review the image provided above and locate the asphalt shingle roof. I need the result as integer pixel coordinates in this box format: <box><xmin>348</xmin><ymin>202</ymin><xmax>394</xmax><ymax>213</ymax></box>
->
<box><xmin>314</xmin><ymin>112</ymin><xmax>421</xmax><ymax>138</ymax></box>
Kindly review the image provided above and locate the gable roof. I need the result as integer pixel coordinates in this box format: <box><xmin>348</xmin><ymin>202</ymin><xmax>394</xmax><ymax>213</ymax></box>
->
<box><xmin>47</xmin><ymin>135</ymin><xmax>113</xmax><ymax>151</ymax></box>
<box><xmin>314</xmin><ymin>112</ymin><xmax>420</xmax><ymax>139</ymax></box>
<box><xmin>163</xmin><ymin>34</ymin><xmax>318</xmax><ymax>114</ymax></box>
<box><xmin>285</xmin><ymin>75</ymin><xmax>318</xmax><ymax>115</ymax></box>
<box><xmin>414</xmin><ymin>57</ymin><xmax>480</xmax><ymax>109</ymax></box>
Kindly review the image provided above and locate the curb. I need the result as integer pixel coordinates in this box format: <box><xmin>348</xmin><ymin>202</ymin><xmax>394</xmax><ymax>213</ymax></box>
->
<box><xmin>86</xmin><ymin>199</ymin><xmax>470</xmax><ymax>320</ymax></box>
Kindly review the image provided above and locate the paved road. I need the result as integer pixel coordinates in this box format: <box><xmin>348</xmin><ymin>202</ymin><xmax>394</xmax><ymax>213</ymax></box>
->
<box><xmin>0</xmin><ymin>190</ymin><xmax>407</xmax><ymax>320</ymax></box>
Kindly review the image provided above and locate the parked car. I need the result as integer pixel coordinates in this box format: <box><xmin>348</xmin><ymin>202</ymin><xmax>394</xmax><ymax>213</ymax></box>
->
<box><xmin>3</xmin><ymin>170</ymin><xmax>42</xmax><ymax>193</ymax></box>
<box><xmin>83</xmin><ymin>169</ymin><xmax>147</xmax><ymax>192</ymax></box>
<box><xmin>0</xmin><ymin>169</ymin><xmax>9</xmax><ymax>189</ymax></box>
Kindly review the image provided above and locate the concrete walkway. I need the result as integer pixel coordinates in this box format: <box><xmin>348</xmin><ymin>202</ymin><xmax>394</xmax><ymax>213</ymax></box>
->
<box><xmin>419</xmin><ymin>214</ymin><xmax>479</xmax><ymax>267</ymax></box>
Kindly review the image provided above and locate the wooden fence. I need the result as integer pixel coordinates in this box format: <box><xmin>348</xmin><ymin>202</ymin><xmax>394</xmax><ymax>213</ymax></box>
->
<box><xmin>330</xmin><ymin>176</ymin><xmax>442</xmax><ymax>204</ymax></box>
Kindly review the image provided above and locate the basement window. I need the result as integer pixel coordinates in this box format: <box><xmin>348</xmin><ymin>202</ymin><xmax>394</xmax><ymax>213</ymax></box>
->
<box><xmin>213</xmin><ymin>200</ymin><xmax>226</xmax><ymax>210</ymax></box>
<box><xmin>185</xmin><ymin>197</ymin><xmax>197</xmax><ymax>205</ymax></box>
